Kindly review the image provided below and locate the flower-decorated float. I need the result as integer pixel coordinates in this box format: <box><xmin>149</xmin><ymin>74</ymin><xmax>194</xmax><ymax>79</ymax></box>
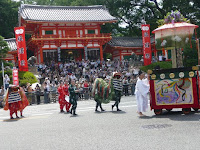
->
<box><xmin>149</xmin><ymin>11</ymin><xmax>199</xmax><ymax>115</ymax></box>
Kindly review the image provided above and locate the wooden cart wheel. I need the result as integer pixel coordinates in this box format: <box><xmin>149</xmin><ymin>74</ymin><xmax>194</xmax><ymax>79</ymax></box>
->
<box><xmin>154</xmin><ymin>109</ymin><xmax>162</xmax><ymax>115</ymax></box>
<box><xmin>182</xmin><ymin>108</ymin><xmax>191</xmax><ymax>114</ymax></box>
<box><xmin>192</xmin><ymin>108</ymin><xmax>199</xmax><ymax>112</ymax></box>
<box><xmin>166</xmin><ymin>109</ymin><xmax>172</xmax><ymax>112</ymax></box>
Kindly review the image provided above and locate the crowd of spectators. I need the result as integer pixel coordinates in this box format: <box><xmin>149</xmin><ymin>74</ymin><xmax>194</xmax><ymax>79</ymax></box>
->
<box><xmin>35</xmin><ymin>59</ymin><xmax>140</xmax><ymax>101</ymax></box>
<box><xmin>0</xmin><ymin>59</ymin><xmax>140</xmax><ymax>106</ymax></box>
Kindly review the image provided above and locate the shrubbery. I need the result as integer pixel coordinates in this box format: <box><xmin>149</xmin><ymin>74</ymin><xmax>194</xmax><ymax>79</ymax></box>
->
<box><xmin>18</xmin><ymin>71</ymin><xmax>38</xmax><ymax>86</ymax></box>
<box><xmin>0</xmin><ymin>70</ymin><xmax>37</xmax><ymax>87</ymax></box>
<box><xmin>140</xmin><ymin>61</ymin><xmax>172</xmax><ymax>72</ymax></box>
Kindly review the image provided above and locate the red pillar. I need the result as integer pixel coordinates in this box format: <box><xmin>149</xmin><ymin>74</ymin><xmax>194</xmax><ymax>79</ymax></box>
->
<box><xmin>100</xmin><ymin>45</ymin><xmax>103</xmax><ymax>62</ymax></box>
<box><xmin>120</xmin><ymin>50</ymin><xmax>122</xmax><ymax>61</ymax></box>
<box><xmin>40</xmin><ymin>47</ymin><xmax>43</xmax><ymax>63</ymax></box>
<box><xmin>14</xmin><ymin>54</ymin><xmax>17</xmax><ymax>63</ymax></box>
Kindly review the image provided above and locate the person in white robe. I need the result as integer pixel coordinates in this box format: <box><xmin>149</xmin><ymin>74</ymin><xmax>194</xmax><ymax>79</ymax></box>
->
<box><xmin>135</xmin><ymin>71</ymin><xmax>150</xmax><ymax>116</ymax></box>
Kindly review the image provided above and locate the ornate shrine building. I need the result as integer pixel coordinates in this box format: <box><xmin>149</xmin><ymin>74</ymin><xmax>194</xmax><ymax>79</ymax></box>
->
<box><xmin>4</xmin><ymin>38</ymin><xmax>17</xmax><ymax>61</ymax></box>
<box><xmin>104</xmin><ymin>37</ymin><xmax>156</xmax><ymax>60</ymax></box>
<box><xmin>18</xmin><ymin>4</ymin><xmax>117</xmax><ymax>63</ymax></box>
<box><xmin>4</xmin><ymin>4</ymin><xmax>160</xmax><ymax>64</ymax></box>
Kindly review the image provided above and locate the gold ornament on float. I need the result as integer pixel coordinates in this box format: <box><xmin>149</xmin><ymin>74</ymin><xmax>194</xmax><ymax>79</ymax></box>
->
<box><xmin>151</xmin><ymin>74</ymin><xmax>156</xmax><ymax>80</ymax></box>
<box><xmin>179</xmin><ymin>72</ymin><xmax>184</xmax><ymax>78</ymax></box>
<box><xmin>160</xmin><ymin>73</ymin><xmax>165</xmax><ymax>79</ymax></box>
<box><xmin>189</xmin><ymin>71</ymin><xmax>194</xmax><ymax>77</ymax></box>
<box><xmin>169</xmin><ymin>73</ymin><xmax>175</xmax><ymax>78</ymax></box>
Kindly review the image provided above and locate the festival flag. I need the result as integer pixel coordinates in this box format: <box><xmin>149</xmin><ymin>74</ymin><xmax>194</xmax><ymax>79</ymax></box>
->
<box><xmin>14</xmin><ymin>26</ymin><xmax>28</xmax><ymax>71</ymax></box>
<box><xmin>142</xmin><ymin>24</ymin><xmax>152</xmax><ymax>66</ymax></box>
<box><xmin>13</xmin><ymin>68</ymin><xmax>19</xmax><ymax>86</ymax></box>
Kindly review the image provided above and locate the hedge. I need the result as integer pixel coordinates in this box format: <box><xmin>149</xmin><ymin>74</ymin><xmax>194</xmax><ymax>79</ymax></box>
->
<box><xmin>18</xmin><ymin>71</ymin><xmax>38</xmax><ymax>86</ymax></box>
<box><xmin>0</xmin><ymin>70</ymin><xmax>37</xmax><ymax>87</ymax></box>
<box><xmin>140</xmin><ymin>61</ymin><xmax>172</xmax><ymax>72</ymax></box>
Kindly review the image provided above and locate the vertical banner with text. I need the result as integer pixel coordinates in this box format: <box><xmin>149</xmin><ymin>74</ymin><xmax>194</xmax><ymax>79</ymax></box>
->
<box><xmin>142</xmin><ymin>24</ymin><xmax>152</xmax><ymax>66</ymax></box>
<box><xmin>57</xmin><ymin>47</ymin><xmax>61</xmax><ymax>62</ymax></box>
<box><xmin>14</xmin><ymin>26</ymin><xmax>28</xmax><ymax>71</ymax></box>
<box><xmin>13</xmin><ymin>68</ymin><xmax>19</xmax><ymax>86</ymax></box>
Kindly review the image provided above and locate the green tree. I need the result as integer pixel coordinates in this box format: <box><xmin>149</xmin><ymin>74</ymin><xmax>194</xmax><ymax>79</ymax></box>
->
<box><xmin>0</xmin><ymin>0</ymin><xmax>20</xmax><ymax>38</ymax></box>
<box><xmin>183</xmin><ymin>40</ymin><xmax>198</xmax><ymax>67</ymax></box>
<box><xmin>0</xmin><ymin>36</ymin><xmax>10</xmax><ymax>63</ymax></box>
<box><xmin>10</xmin><ymin>0</ymin><xmax>200</xmax><ymax>37</ymax></box>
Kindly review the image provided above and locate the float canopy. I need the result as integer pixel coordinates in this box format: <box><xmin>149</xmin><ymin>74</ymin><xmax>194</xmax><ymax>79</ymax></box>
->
<box><xmin>152</xmin><ymin>22</ymin><xmax>198</xmax><ymax>33</ymax></box>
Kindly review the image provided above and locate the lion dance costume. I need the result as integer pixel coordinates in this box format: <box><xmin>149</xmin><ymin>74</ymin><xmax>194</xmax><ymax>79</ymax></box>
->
<box><xmin>92</xmin><ymin>73</ymin><xmax>122</xmax><ymax>112</ymax></box>
<box><xmin>92</xmin><ymin>77</ymin><xmax>115</xmax><ymax>112</ymax></box>
<box><xmin>4</xmin><ymin>86</ymin><xmax>29</xmax><ymax>119</ymax></box>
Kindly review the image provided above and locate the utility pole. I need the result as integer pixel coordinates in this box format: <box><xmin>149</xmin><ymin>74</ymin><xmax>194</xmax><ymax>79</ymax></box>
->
<box><xmin>2</xmin><ymin>61</ymin><xmax>5</xmax><ymax>94</ymax></box>
<box><xmin>197</xmin><ymin>39</ymin><xmax>200</xmax><ymax>65</ymax></box>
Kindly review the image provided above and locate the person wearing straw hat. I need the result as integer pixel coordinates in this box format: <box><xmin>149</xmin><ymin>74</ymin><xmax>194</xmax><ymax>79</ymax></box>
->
<box><xmin>135</xmin><ymin>70</ymin><xmax>150</xmax><ymax>116</ymax></box>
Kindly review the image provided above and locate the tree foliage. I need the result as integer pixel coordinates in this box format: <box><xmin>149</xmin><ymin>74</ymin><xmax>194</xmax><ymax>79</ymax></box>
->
<box><xmin>183</xmin><ymin>40</ymin><xmax>198</xmax><ymax>67</ymax></box>
<box><xmin>1</xmin><ymin>0</ymin><xmax>200</xmax><ymax>37</ymax></box>
<box><xmin>0</xmin><ymin>0</ymin><xmax>20</xmax><ymax>38</ymax></box>
<box><xmin>0</xmin><ymin>36</ymin><xmax>10</xmax><ymax>62</ymax></box>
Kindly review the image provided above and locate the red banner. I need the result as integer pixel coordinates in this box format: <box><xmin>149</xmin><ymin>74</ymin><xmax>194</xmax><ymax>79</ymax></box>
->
<box><xmin>13</xmin><ymin>68</ymin><xmax>19</xmax><ymax>86</ymax></box>
<box><xmin>142</xmin><ymin>24</ymin><xmax>152</xmax><ymax>66</ymax></box>
<box><xmin>14</xmin><ymin>26</ymin><xmax>28</xmax><ymax>71</ymax></box>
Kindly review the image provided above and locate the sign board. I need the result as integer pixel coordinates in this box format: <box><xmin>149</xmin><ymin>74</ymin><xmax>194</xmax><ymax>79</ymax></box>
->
<box><xmin>142</xmin><ymin>24</ymin><xmax>152</xmax><ymax>66</ymax></box>
<box><xmin>57</xmin><ymin>47</ymin><xmax>61</xmax><ymax>62</ymax></box>
<box><xmin>13</xmin><ymin>68</ymin><xmax>19</xmax><ymax>86</ymax></box>
<box><xmin>14</xmin><ymin>26</ymin><xmax>28</xmax><ymax>71</ymax></box>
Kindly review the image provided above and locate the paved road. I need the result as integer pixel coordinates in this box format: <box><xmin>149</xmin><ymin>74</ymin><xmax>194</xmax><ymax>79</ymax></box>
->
<box><xmin>0</xmin><ymin>96</ymin><xmax>200</xmax><ymax>150</ymax></box>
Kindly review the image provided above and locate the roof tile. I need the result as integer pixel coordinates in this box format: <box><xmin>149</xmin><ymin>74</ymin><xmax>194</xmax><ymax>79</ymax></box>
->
<box><xmin>4</xmin><ymin>38</ymin><xmax>17</xmax><ymax>52</ymax></box>
<box><xmin>20</xmin><ymin>4</ymin><xmax>117</xmax><ymax>22</ymax></box>
<box><xmin>108</xmin><ymin>37</ymin><xmax>154</xmax><ymax>47</ymax></box>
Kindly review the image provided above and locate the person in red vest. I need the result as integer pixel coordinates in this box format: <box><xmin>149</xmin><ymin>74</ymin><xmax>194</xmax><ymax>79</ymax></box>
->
<box><xmin>58</xmin><ymin>82</ymin><xmax>66</xmax><ymax>113</ymax></box>
<box><xmin>83</xmin><ymin>80</ymin><xmax>89</xmax><ymax>88</ymax></box>
<box><xmin>63</xmin><ymin>80</ymin><xmax>71</xmax><ymax>113</ymax></box>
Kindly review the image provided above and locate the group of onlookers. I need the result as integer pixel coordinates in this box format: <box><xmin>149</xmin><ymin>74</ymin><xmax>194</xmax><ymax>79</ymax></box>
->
<box><xmin>0</xmin><ymin>59</ymin><xmax>141</xmax><ymax>106</ymax></box>
<box><xmin>35</xmin><ymin>59</ymin><xmax>140</xmax><ymax>100</ymax></box>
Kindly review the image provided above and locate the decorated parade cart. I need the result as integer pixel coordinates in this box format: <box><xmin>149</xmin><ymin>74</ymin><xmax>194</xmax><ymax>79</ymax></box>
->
<box><xmin>149</xmin><ymin>11</ymin><xmax>199</xmax><ymax>114</ymax></box>
<box><xmin>149</xmin><ymin>67</ymin><xmax>199</xmax><ymax>115</ymax></box>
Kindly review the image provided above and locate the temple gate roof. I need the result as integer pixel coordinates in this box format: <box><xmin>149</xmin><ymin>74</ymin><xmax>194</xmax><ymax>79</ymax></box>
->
<box><xmin>20</xmin><ymin>4</ymin><xmax>117</xmax><ymax>23</ymax></box>
<box><xmin>4</xmin><ymin>38</ymin><xmax>17</xmax><ymax>52</ymax></box>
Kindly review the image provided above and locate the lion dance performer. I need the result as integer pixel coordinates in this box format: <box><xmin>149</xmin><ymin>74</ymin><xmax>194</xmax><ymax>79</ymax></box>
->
<box><xmin>63</xmin><ymin>81</ymin><xmax>71</xmax><ymax>113</ymax></box>
<box><xmin>4</xmin><ymin>85</ymin><xmax>29</xmax><ymax>119</ymax></box>
<box><xmin>112</xmin><ymin>73</ymin><xmax>123</xmax><ymax>111</ymax></box>
<box><xmin>58</xmin><ymin>82</ymin><xmax>67</xmax><ymax>113</ymax></box>
<box><xmin>92</xmin><ymin>74</ymin><xmax>116</xmax><ymax>112</ymax></box>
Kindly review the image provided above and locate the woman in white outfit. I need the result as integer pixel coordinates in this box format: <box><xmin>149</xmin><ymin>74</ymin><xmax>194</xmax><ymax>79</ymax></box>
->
<box><xmin>135</xmin><ymin>71</ymin><xmax>150</xmax><ymax>116</ymax></box>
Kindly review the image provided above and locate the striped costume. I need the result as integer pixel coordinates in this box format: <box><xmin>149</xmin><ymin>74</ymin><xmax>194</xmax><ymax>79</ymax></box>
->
<box><xmin>112</xmin><ymin>78</ymin><xmax>123</xmax><ymax>111</ymax></box>
<box><xmin>113</xmin><ymin>79</ymin><xmax>123</xmax><ymax>92</ymax></box>
<box><xmin>8</xmin><ymin>92</ymin><xmax>22</xmax><ymax>103</ymax></box>
<box><xmin>4</xmin><ymin>87</ymin><xmax>29</xmax><ymax>119</ymax></box>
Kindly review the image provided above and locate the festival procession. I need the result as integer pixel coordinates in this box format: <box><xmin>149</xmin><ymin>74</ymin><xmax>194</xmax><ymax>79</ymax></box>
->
<box><xmin>1</xmin><ymin>0</ymin><xmax>200</xmax><ymax>150</ymax></box>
